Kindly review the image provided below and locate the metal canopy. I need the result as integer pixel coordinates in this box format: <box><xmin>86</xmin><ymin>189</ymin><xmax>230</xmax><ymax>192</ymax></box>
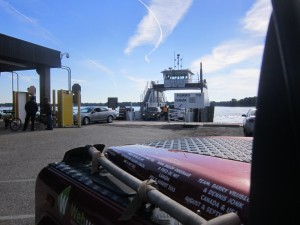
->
<box><xmin>0</xmin><ymin>33</ymin><xmax>61</xmax><ymax>72</ymax></box>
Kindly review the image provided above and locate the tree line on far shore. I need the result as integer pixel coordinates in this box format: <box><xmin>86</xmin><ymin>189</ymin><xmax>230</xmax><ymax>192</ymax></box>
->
<box><xmin>211</xmin><ymin>96</ymin><xmax>257</xmax><ymax>107</ymax></box>
<box><xmin>0</xmin><ymin>96</ymin><xmax>257</xmax><ymax>108</ymax></box>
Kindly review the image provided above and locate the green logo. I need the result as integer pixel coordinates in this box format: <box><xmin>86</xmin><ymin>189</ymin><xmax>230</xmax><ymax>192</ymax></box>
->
<box><xmin>57</xmin><ymin>186</ymin><xmax>71</xmax><ymax>218</ymax></box>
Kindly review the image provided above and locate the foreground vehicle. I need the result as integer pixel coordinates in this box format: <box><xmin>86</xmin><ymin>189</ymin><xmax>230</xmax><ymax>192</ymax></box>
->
<box><xmin>35</xmin><ymin>137</ymin><xmax>251</xmax><ymax>225</ymax></box>
<box><xmin>74</xmin><ymin>106</ymin><xmax>118</xmax><ymax>125</ymax></box>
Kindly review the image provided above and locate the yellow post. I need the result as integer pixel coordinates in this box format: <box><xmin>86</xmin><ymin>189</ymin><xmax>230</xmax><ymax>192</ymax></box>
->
<box><xmin>52</xmin><ymin>90</ymin><xmax>56</xmax><ymax>114</ymax></box>
<box><xmin>77</xmin><ymin>90</ymin><xmax>81</xmax><ymax>127</ymax></box>
<box><xmin>57</xmin><ymin>90</ymin><xmax>63</xmax><ymax>127</ymax></box>
<box><xmin>63</xmin><ymin>91</ymin><xmax>73</xmax><ymax>126</ymax></box>
<box><xmin>57</xmin><ymin>90</ymin><xmax>74</xmax><ymax>127</ymax></box>
<box><xmin>52</xmin><ymin>90</ymin><xmax>56</xmax><ymax>124</ymax></box>
<box><xmin>13</xmin><ymin>91</ymin><xmax>17</xmax><ymax>118</ymax></box>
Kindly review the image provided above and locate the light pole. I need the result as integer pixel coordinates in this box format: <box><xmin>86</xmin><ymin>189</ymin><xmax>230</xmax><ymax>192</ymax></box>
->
<box><xmin>60</xmin><ymin>53</ymin><xmax>71</xmax><ymax>91</ymax></box>
<box><xmin>0</xmin><ymin>71</ymin><xmax>17</xmax><ymax>94</ymax></box>
<box><xmin>0</xmin><ymin>72</ymin><xmax>16</xmax><ymax>111</ymax></box>
<box><xmin>12</xmin><ymin>71</ymin><xmax>19</xmax><ymax>91</ymax></box>
<box><xmin>61</xmin><ymin>66</ymin><xmax>71</xmax><ymax>91</ymax></box>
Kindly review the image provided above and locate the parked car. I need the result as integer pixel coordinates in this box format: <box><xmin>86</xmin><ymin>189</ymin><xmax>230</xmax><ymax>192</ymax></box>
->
<box><xmin>169</xmin><ymin>108</ymin><xmax>185</xmax><ymax>121</ymax></box>
<box><xmin>141</xmin><ymin>107</ymin><xmax>161</xmax><ymax>120</ymax></box>
<box><xmin>74</xmin><ymin>106</ymin><xmax>118</xmax><ymax>125</ymax></box>
<box><xmin>169</xmin><ymin>108</ymin><xmax>178</xmax><ymax>121</ymax></box>
<box><xmin>242</xmin><ymin>108</ymin><xmax>256</xmax><ymax>137</ymax></box>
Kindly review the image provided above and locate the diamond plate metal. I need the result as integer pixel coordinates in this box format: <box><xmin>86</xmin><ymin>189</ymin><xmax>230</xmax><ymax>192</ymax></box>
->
<box><xmin>143</xmin><ymin>137</ymin><xmax>252</xmax><ymax>163</ymax></box>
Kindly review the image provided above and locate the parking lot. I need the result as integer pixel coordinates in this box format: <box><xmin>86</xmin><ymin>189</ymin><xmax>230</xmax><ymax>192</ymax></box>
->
<box><xmin>0</xmin><ymin>120</ymin><xmax>243</xmax><ymax>225</ymax></box>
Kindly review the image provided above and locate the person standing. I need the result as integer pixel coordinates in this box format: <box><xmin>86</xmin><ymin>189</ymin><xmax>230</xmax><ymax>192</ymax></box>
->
<box><xmin>42</xmin><ymin>98</ymin><xmax>53</xmax><ymax>130</ymax></box>
<box><xmin>23</xmin><ymin>96</ymin><xmax>38</xmax><ymax>131</ymax></box>
<box><xmin>162</xmin><ymin>104</ymin><xmax>169</xmax><ymax>121</ymax></box>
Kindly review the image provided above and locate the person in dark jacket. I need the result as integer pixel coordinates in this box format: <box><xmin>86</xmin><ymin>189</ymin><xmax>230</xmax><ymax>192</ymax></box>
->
<box><xmin>162</xmin><ymin>104</ymin><xmax>169</xmax><ymax>120</ymax></box>
<box><xmin>42</xmin><ymin>97</ymin><xmax>53</xmax><ymax>130</ymax></box>
<box><xmin>23</xmin><ymin>96</ymin><xmax>38</xmax><ymax>131</ymax></box>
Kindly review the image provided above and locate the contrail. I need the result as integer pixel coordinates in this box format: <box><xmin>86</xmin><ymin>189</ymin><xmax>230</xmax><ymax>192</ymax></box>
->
<box><xmin>0</xmin><ymin>0</ymin><xmax>60</xmax><ymax>45</ymax></box>
<box><xmin>83</xmin><ymin>56</ymin><xmax>117</xmax><ymax>89</ymax></box>
<box><xmin>137</xmin><ymin>0</ymin><xmax>163</xmax><ymax>62</ymax></box>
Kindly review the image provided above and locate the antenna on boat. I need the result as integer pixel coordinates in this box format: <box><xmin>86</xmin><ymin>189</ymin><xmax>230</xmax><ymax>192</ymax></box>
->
<box><xmin>177</xmin><ymin>54</ymin><xmax>180</xmax><ymax>70</ymax></box>
<box><xmin>173</xmin><ymin>52</ymin><xmax>183</xmax><ymax>69</ymax></box>
<box><xmin>174</xmin><ymin>52</ymin><xmax>176</xmax><ymax>69</ymax></box>
<box><xmin>200</xmin><ymin>62</ymin><xmax>203</xmax><ymax>93</ymax></box>
<box><xmin>180</xmin><ymin>57</ymin><xmax>183</xmax><ymax>69</ymax></box>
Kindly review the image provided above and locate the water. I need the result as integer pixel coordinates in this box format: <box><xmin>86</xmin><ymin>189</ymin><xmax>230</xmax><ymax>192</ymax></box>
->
<box><xmin>1</xmin><ymin>105</ymin><xmax>252</xmax><ymax>124</ymax></box>
<box><xmin>213</xmin><ymin>106</ymin><xmax>251</xmax><ymax>123</ymax></box>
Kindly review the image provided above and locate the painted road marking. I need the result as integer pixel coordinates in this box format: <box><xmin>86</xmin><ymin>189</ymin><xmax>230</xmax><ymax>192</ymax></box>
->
<box><xmin>0</xmin><ymin>214</ymin><xmax>34</xmax><ymax>220</ymax></box>
<box><xmin>0</xmin><ymin>178</ymin><xmax>35</xmax><ymax>183</ymax></box>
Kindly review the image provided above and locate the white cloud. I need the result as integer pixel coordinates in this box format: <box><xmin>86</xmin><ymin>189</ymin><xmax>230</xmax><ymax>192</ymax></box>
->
<box><xmin>208</xmin><ymin>68</ymin><xmax>260</xmax><ymax>101</ymax></box>
<box><xmin>190</xmin><ymin>0</ymin><xmax>271</xmax><ymax>74</ymax></box>
<box><xmin>242</xmin><ymin>0</ymin><xmax>272</xmax><ymax>36</ymax></box>
<box><xmin>124</xmin><ymin>0</ymin><xmax>193</xmax><ymax>61</ymax></box>
<box><xmin>191</xmin><ymin>42</ymin><xmax>264</xmax><ymax>73</ymax></box>
<box><xmin>188</xmin><ymin>0</ymin><xmax>271</xmax><ymax>101</ymax></box>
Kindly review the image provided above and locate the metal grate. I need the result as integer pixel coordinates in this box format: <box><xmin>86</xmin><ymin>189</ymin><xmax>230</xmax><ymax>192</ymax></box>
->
<box><xmin>143</xmin><ymin>137</ymin><xmax>252</xmax><ymax>163</ymax></box>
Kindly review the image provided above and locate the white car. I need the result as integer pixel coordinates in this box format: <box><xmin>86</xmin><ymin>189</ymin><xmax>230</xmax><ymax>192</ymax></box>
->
<box><xmin>242</xmin><ymin>108</ymin><xmax>256</xmax><ymax>137</ymax></box>
<box><xmin>169</xmin><ymin>108</ymin><xmax>185</xmax><ymax>121</ymax></box>
<box><xmin>74</xmin><ymin>106</ymin><xmax>118</xmax><ymax>125</ymax></box>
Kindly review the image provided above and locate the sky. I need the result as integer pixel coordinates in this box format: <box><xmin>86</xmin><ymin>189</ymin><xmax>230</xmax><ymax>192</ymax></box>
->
<box><xmin>0</xmin><ymin>0</ymin><xmax>272</xmax><ymax>104</ymax></box>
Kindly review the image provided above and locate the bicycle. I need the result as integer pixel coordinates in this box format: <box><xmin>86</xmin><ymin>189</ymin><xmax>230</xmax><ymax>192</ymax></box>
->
<box><xmin>52</xmin><ymin>113</ymin><xmax>57</xmax><ymax>128</ymax></box>
<box><xmin>35</xmin><ymin>113</ymin><xmax>48</xmax><ymax>130</ymax></box>
<box><xmin>35</xmin><ymin>112</ymin><xmax>57</xmax><ymax>130</ymax></box>
<box><xmin>2</xmin><ymin>110</ymin><xmax>22</xmax><ymax>131</ymax></box>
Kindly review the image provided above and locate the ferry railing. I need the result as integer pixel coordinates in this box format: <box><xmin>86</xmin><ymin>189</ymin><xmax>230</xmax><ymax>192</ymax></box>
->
<box><xmin>155</xmin><ymin>79</ymin><xmax>202</xmax><ymax>84</ymax></box>
<box><xmin>141</xmin><ymin>81</ymin><xmax>150</xmax><ymax>102</ymax></box>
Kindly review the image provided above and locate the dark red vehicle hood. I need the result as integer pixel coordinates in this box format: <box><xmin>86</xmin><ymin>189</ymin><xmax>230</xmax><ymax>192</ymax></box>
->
<box><xmin>106</xmin><ymin>138</ymin><xmax>251</xmax><ymax>224</ymax></box>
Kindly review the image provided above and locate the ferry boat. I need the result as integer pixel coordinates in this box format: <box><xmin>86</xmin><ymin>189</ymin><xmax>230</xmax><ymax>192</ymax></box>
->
<box><xmin>140</xmin><ymin>54</ymin><xmax>214</xmax><ymax>122</ymax></box>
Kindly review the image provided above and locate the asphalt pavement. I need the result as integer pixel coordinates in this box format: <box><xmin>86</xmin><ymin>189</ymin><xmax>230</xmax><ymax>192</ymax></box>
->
<box><xmin>0</xmin><ymin>119</ymin><xmax>243</xmax><ymax>225</ymax></box>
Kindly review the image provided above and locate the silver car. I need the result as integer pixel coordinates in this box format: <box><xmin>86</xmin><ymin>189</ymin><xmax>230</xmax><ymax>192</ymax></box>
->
<box><xmin>74</xmin><ymin>106</ymin><xmax>118</xmax><ymax>125</ymax></box>
<box><xmin>242</xmin><ymin>108</ymin><xmax>256</xmax><ymax>137</ymax></box>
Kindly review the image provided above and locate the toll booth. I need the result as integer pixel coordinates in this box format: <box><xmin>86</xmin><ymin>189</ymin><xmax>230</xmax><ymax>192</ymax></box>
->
<box><xmin>57</xmin><ymin>90</ymin><xmax>73</xmax><ymax>127</ymax></box>
<box><xmin>13</xmin><ymin>91</ymin><xmax>29</xmax><ymax>123</ymax></box>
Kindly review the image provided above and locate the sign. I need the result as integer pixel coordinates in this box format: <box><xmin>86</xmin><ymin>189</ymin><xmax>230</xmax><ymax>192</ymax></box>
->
<box><xmin>72</xmin><ymin>84</ymin><xmax>81</xmax><ymax>104</ymax></box>
<box><xmin>107</xmin><ymin>97</ymin><xmax>118</xmax><ymax>109</ymax></box>
<box><xmin>27</xmin><ymin>86</ymin><xmax>36</xmax><ymax>95</ymax></box>
<box><xmin>174</xmin><ymin>92</ymin><xmax>204</xmax><ymax>109</ymax></box>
